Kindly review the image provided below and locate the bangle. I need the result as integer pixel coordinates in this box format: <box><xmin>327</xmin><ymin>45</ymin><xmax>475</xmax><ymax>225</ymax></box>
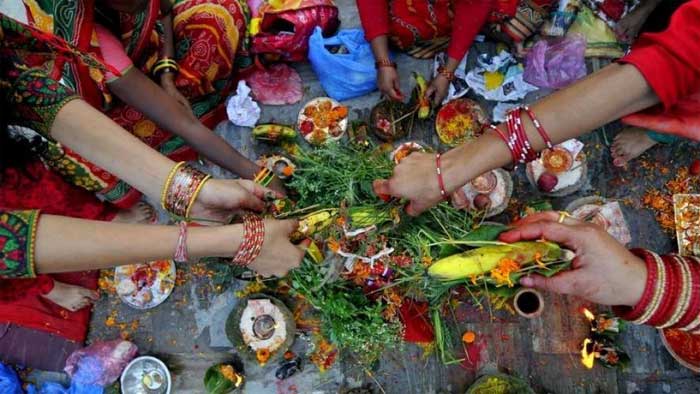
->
<box><xmin>435</xmin><ymin>153</ymin><xmax>448</xmax><ymax>201</ymax></box>
<box><xmin>522</xmin><ymin>106</ymin><xmax>553</xmax><ymax>150</ymax></box>
<box><xmin>152</xmin><ymin>58</ymin><xmax>179</xmax><ymax>78</ymax></box>
<box><xmin>375</xmin><ymin>59</ymin><xmax>397</xmax><ymax>69</ymax></box>
<box><xmin>232</xmin><ymin>214</ymin><xmax>265</xmax><ymax>266</ymax></box>
<box><xmin>613</xmin><ymin>249</ymin><xmax>659</xmax><ymax>322</ymax></box>
<box><xmin>648</xmin><ymin>255</ymin><xmax>682</xmax><ymax>327</ymax></box>
<box><xmin>253</xmin><ymin>167</ymin><xmax>275</xmax><ymax>187</ymax></box>
<box><xmin>437</xmin><ymin>66</ymin><xmax>455</xmax><ymax>82</ymax></box>
<box><xmin>662</xmin><ymin>255</ymin><xmax>693</xmax><ymax>328</ymax></box>
<box><xmin>160</xmin><ymin>162</ymin><xmax>211</xmax><ymax>219</ymax></box>
<box><xmin>174</xmin><ymin>222</ymin><xmax>189</xmax><ymax>263</ymax></box>
<box><xmin>677</xmin><ymin>256</ymin><xmax>700</xmax><ymax>330</ymax></box>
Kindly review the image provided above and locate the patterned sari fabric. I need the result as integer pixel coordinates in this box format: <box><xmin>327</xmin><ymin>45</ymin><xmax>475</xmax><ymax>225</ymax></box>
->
<box><xmin>387</xmin><ymin>0</ymin><xmax>453</xmax><ymax>52</ymax></box>
<box><xmin>5</xmin><ymin>0</ymin><xmax>247</xmax><ymax>208</ymax></box>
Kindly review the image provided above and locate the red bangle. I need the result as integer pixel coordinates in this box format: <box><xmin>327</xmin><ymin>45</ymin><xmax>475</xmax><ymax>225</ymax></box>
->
<box><xmin>233</xmin><ymin>214</ymin><xmax>265</xmax><ymax>266</ymax></box>
<box><xmin>676</xmin><ymin>256</ymin><xmax>700</xmax><ymax>330</ymax></box>
<box><xmin>437</xmin><ymin>66</ymin><xmax>456</xmax><ymax>82</ymax></box>
<box><xmin>435</xmin><ymin>153</ymin><xmax>448</xmax><ymax>201</ymax></box>
<box><xmin>648</xmin><ymin>255</ymin><xmax>682</xmax><ymax>326</ymax></box>
<box><xmin>522</xmin><ymin>106</ymin><xmax>553</xmax><ymax>150</ymax></box>
<box><xmin>613</xmin><ymin>249</ymin><xmax>658</xmax><ymax>321</ymax></box>
<box><xmin>375</xmin><ymin>59</ymin><xmax>397</xmax><ymax>69</ymax></box>
<box><xmin>514</xmin><ymin>108</ymin><xmax>537</xmax><ymax>162</ymax></box>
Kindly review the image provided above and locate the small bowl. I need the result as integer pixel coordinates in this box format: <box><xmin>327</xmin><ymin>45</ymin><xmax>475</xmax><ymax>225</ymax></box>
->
<box><xmin>513</xmin><ymin>288</ymin><xmax>544</xmax><ymax>319</ymax></box>
<box><xmin>120</xmin><ymin>356</ymin><xmax>172</xmax><ymax>394</ymax></box>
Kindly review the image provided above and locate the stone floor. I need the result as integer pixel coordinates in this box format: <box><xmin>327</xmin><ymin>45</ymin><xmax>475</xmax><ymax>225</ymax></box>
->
<box><xmin>84</xmin><ymin>1</ymin><xmax>700</xmax><ymax>393</ymax></box>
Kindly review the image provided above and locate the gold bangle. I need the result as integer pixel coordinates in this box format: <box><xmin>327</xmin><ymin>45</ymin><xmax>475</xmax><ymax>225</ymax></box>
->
<box><xmin>185</xmin><ymin>174</ymin><xmax>211</xmax><ymax>219</ymax></box>
<box><xmin>161</xmin><ymin>161</ymin><xmax>186</xmax><ymax>211</ymax></box>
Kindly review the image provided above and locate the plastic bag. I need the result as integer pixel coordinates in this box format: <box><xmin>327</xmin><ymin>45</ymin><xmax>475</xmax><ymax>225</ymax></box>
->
<box><xmin>0</xmin><ymin>362</ymin><xmax>23</xmax><ymax>394</ymax></box>
<box><xmin>524</xmin><ymin>35</ymin><xmax>587</xmax><ymax>89</ymax></box>
<box><xmin>26</xmin><ymin>382</ymin><xmax>103</xmax><ymax>394</ymax></box>
<box><xmin>64</xmin><ymin>340</ymin><xmax>137</xmax><ymax>387</ymax></box>
<box><xmin>308</xmin><ymin>27</ymin><xmax>377</xmax><ymax>101</ymax></box>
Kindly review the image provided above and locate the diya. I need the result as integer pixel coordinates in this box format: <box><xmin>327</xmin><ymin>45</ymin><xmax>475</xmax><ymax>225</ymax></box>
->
<box><xmin>226</xmin><ymin>294</ymin><xmax>296</xmax><ymax>366</ymax></box>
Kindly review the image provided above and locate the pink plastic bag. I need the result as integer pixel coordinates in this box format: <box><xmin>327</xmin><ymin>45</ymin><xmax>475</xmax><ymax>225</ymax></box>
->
<box><xmin>64</xmin><ymin>340</ymin><xmax>138</xmax><ymax>387</ymax></box>
<box><xmin>524</xmin><ymin>35</ymin><xmax>587</xmax><ymax>89</ymax></box>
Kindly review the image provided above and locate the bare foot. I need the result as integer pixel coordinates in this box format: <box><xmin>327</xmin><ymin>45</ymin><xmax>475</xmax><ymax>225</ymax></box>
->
<box><xmin>41</xmin><ymin>281</ymin><xmax>99</xmax><ymax>312</ymax></box>
<box><xmin>615</xmin><ymin>1</ymin><xmax>657</xmax><ymax>43</ymax></box>
<box><xmin>611</xmin><ymin>127</ymin><xmax>658</xmax><ymax>167</ymax></box>
<box><xmin>111</xmin><ymin>201</ymin><xmax>156</xmax><ymax>224</ymax></box>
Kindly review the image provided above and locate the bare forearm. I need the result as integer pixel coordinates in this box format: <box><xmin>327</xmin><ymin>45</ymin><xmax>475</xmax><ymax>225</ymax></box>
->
<box><xmin>110</xmin><ymin>70</ymin><xmax>257</xmax><ymax>178</ymax></box>
<box><xmin>443</xmin><ymin>63</ymin><xmax>659</xmax><ymax>189</ymax></box>
<box><xmin>34</xmin><ymin>214</ymin><xmax>242</xmax><ymax>273</ymax></box>
<box><xmin>443</xmin><ymin>57</ymin><xmax>461</xmax><ymax>73</ymax></box>
<box><xmin>159</xmin><ymin>11</ymin><xmax>175</xmax><ymax>59</ymax></box>
<box><xmin>50</xmin><ymin>99</ymin><xmax>173</xmax><ymax>199</ymax></box>
<box><xmin>370</xmin><ymin>35</ymin><xmax>391</xmax><ymax>61</ymax></box>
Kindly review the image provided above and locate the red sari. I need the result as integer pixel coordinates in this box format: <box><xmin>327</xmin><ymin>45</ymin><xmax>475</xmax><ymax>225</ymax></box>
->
<box><xmin>619</xmin><ymin>0</ymin><xmax>700</xmax><ymax>140</ymax></box>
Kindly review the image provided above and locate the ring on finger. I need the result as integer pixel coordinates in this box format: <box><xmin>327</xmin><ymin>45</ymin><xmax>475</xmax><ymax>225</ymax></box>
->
<box><xmin>557</xmin><ymin>211</ymin><xmax>572</xmax><ymax>224</ymax></box>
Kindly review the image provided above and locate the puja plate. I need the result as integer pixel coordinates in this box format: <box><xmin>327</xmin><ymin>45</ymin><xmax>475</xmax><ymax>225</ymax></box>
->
<box><xmin>566</xmin><ymin>197</ymin><xmax>632</xmax><ymax>245</ymax></box>
<box><xmin>435</xmin><ymin>98</ymin><xmax>487</xmax><ymax>147</ymax></box>
<box><xmin>526</xmin><ymin>139</ymin><xmax>587</xmax><ymax>197</ymax></box>
<box><xmin>673</xmin><ymin>194</ymin><xmax>700</xmax><ymax>257</ymax></box>
<box><xmin>115</xmin><ymin>260</ymin><xmax>176</xmax><ymax>310</ymax></box>
<box><xmin>455</xmin><ymin>168</ymin><xmax>513</xmax><ymax>218</ymax></box>
<box><xmin>297</xmin><ymin>97</ymin><xmax>348</xmax><ymax>145</ymax></box>
<box><xmin>659</xmin><ymin>328</ymin><xmax>700</xmax><ymax>373</ymax></box>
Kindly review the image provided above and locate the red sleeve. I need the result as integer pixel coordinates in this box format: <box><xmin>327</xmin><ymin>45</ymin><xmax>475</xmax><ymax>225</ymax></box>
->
<box><xmin>619</xmin><ymin>1</ymin><xmax>700</xmax><ymax>110</ymax></box>
<box><xmin>0</xmin><ymin>276</ymin><xmax>54</xmax><ymax>303</ymax></box>
<box><xmin>446</xmin><ymin>0</ymin><xmax>493</xmax><ymax>61</ymax></box>
<box><xmin>356</xmin><ymin>0</ymin><xmax>390</xmax><ymax>42</ymax></box>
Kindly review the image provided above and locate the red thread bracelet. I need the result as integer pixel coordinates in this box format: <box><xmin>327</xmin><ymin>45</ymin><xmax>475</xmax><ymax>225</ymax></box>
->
<box><xmin>435</xmin><ymin>153</ymin><xmax>448</xmax><ymax>201</ymax></box>
<box><xmin>174</xmin><ymin>221</ymin><xmax>189</xmax><ymax>263</ymax></box>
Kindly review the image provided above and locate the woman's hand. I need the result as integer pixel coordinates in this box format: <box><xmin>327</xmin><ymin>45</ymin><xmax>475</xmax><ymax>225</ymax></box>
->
<box><xmin>160</xmin><ymin>73</ymin><xmax>192</xmax><ymax>112</ymax></box>
<box><xmin>377</xmin><ymin>67</ymin><xmax>404</xmax><ymax>101</ymax></box>
<box><xmin>425</xmin><ymin>75</ymin><xmax>450</xmax><ymax>106</ymax></box>
<box><xmin>189</xmin><ymin>179</ymin><xmax>281</xmax><ymax>223</ymax></box>
<box><xmin>500</xmin><ymin>211</ymin><xmax>647</xmax><ymax>307</ymax></box>
<box><xmin>247</xmin><ymin>219</ymin><xmax>305</xmax><ymax>277</ymax></box>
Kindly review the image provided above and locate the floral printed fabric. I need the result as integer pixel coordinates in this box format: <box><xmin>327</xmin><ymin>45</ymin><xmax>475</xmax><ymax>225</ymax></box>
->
<box><xmin>0</xmin><ymin>210</ymin><xmax>40</xmax><ymax>279</ymax></box>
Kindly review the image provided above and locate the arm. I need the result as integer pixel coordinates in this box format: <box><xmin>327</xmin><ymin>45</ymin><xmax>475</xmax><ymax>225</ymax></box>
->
<box><xmin>502</xmin><ymin>211</ymin><xmax>700</xmax><ymax>332</ymax></box>
<box><xmin>376</xmin><ymin>62</ymin><xmax>658</xmax><ymax>215</ymax></box>
<box><xmin>356</xmin><ymin>0</ymin><xmax>403</xmax><ymax>100</ymax></box>
<box><xmin>426</xmin><ymin>0</ymin><xmax>493</xmax><ymax>105</ymax></box>
<box><xmin>108</xmin><ymin>70</ymin><xmax>261</xmax><ymax>182</ymax></box>
<box><xmin>0</xmin><ymin>209</ymin><xmax>302</xmax><ymax>278</ymax></box>
<box><xmin>157</xmin><ymin>0</ymin><xmax>192</xmax><ymax>110</ymax></box>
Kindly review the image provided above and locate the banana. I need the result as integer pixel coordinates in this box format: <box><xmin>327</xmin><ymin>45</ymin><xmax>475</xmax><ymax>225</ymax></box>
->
<box><xmin>348</xmin><ymin>206</ymin><xmax>393</xmax><ymax>228</ymax></box>
<box><xmin>252</xmin><ymin>124</ymin><xmax>297</xmax><ymax>143</ymax></box>
<box><xmin>412</xmin><ymin>72</ymin><xmax>431</xmax><ymax>119</ymax></box>
<box><xmin>428</xmin><ymin>242</ymin><xmax>563</xmax><ymax>281</ymax></box>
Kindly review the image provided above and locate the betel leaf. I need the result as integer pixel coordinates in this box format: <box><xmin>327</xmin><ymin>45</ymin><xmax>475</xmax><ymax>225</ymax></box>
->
<box><xmin>464</xmin><ymin>224</ymin><xmax>509</xmax><ymax>242</ymax></box>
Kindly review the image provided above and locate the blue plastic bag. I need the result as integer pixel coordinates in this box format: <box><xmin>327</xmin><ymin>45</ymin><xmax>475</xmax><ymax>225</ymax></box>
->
<box><xmin>308</xmin><ymin>26</ymin><xmax>377</xmax><ymax>101</ymax></box>
<box><xmin>0</xmin><ymin>362</ymin><xmax>23</xmax><ymax>394</ymax></box>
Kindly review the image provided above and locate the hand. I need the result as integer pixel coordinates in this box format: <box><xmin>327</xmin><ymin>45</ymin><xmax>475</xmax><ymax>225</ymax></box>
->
<box><xmin>266</xmin><ymin>176</ymin><xmax>288</xmax><ymax>196</ymax></box>
<box><xmin>499</xmin><ymin>211</ymin><xmax>647</xmax><ymax>307</ymax></box>
<box><xmin>247</xmin><ymin>219</ymin><xmax>306</xmax><ymax>277</ymax></box>
<box><xmin>377</xmin><ymin>67</ymin><xmax>404</xmax><ymax>101</ymax></box>
<box><xmin>425</xmin><ymin>75</ymin><xmax>450</xmax><ymax>106</ymax></box>
<box><xmin>189</xmin><ymin>179</ymin><xmax>282</xmax><ymax>223</ymax></box>
<box><xmin>160</xmin><ymin>73</ymin><xmax>192</xmax><ymax>112</ymax></box>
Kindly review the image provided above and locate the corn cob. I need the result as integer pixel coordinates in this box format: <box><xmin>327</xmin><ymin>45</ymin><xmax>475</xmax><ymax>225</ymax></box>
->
<box><xmin>348</xmin><ymin>206</ymin><xmax>394</xmax><ymax>228</ymax></box>
<box><xmin>290</xmin><ymin>209</ymin><xmax>337</xmax><ymax>241</ymax></box>
<box><xmin>412</xmin><ymin>72</ymin><xmax>431</xmax><ymax>119</ymax></box>
<box><xmin>252</xmin><ymin>124</ymin><xmax>297</xmax><ymax>143</ymax></box>
<box><xmin>428</xmin><ymin>242</ymin><xmax>563</xmax><ymax>281</ymax></box>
